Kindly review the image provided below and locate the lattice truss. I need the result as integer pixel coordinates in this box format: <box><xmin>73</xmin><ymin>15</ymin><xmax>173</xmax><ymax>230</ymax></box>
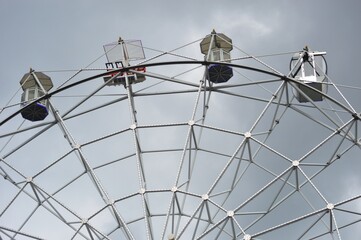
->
<box><xmin>0</xmin><ymin>34</ymin><xmax>360</xmax><ymax>240</ymax></box>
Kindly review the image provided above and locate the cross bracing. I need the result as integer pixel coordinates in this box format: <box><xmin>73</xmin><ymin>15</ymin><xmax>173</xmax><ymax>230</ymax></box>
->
<box><xmin>0</xmin><ymin>34</ymin><xmax>360</xmax><ymax>240</ymax></box>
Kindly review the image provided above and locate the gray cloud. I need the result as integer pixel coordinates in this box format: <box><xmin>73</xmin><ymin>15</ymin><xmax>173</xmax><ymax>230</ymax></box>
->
<box><xmin>0</xmin><ymin>0</ymin><xmax>360</xmax><ymax>239</ymax></box>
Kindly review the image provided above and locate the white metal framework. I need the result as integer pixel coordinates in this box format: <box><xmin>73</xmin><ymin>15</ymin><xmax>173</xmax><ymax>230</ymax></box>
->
<box><xmin>0</xmin><ymin>32</ymin><xmax>360</xmax><ymax>240</ymax></box>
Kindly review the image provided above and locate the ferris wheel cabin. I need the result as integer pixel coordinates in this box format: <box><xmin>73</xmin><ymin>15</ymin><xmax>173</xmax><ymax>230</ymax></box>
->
<box><xmin>200</xmin><ymin>30</ymin><xmax>233</xmax><ymax>83</ymax></box>
<box><xmin>103</xmin><ymin>38</ymin><xmax>146</xmax><ymax>86</ymax></box>
<box><xmin>19</xmin><ymin>71</ymin><xmax>53</xmax><ymax>121</ymax></box>
<box><xmin>289</xmin><ymin>47</ymin><xmax>328</xmax><ymax>103</ymax></box>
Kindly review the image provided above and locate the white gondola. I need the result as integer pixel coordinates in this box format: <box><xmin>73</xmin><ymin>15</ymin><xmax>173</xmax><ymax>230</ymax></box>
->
<box><xmin>290</xmin><ymin>46</ymin><xmax>327</xmax><ymax>102</ymax></box>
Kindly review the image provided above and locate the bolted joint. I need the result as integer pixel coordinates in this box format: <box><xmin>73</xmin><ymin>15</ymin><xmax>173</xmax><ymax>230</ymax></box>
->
<box><xmin>352</xmin><ymin>112</ymin><xmax>361</xmax><ymax>120</ymax></box>
<box><xmin>227</xmin><ymin>210</ymin><xmax>234</xmax><ymax>217</ymax></box>
<box><xmin>243</xmin><ymin>234</ymin><xmax>252</xmax><ymax>240</ymax></box>
<box><xmin>202</xmin><ymin>194</ymin><xmax>209</xmax><ymax>201</ymax></box>
<box><xmin>139</xmin><ymin>188</ymin><xmax>146</xmax><ymax>195</ymax></box>
<box><xmin>244</xmin><ymin>132</ymin><xmax>252</xmax><ymax>138</ymax></box>
<box><xmin>327</xmin><ymin>203</ymin><xmax>334</xmax><ymax>210</ymax></box>
<box><xmin>292</xmin><ymin>160</ymin><xmax>300</xmax><ymax>167</ymax></box>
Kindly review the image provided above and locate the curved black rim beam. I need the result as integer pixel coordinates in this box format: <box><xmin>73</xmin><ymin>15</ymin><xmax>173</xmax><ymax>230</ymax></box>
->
<box><xmin>1</xmin><ymin>60</ymin><xmax>357</xmax><ymax>127</ymax></box>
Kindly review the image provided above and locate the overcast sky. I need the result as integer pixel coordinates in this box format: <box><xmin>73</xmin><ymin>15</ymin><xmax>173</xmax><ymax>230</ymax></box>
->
<box><xmin>1</xmin><ymin>0</ymin><xmax>361</xmax><ymax>93</ymax></box>
<box><xmin>0</xmin><ymin>1</ymin><xmax>361</xmax><ymax>239</ymax></box>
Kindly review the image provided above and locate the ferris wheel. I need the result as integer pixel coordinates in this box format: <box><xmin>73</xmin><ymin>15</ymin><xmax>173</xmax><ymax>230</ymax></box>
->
<box><xmin>0</xmin><ymin>30</ymin><xmax>360</xmax><ymax>240</ymax></box>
